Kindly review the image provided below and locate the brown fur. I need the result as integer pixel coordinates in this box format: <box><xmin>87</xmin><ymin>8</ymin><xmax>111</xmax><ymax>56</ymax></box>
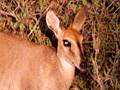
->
<box><xmin>0</xmin><ymin>6</ymin><xmax>87</xmax><ymax>90</ymax></box>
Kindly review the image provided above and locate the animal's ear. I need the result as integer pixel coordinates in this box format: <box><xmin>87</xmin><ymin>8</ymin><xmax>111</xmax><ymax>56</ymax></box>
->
<box><xmin>72</xmin><ymin>6</ymin><xmax>87</xmax><ymax>32</ymax></box>
<box><xmin>46</xmin><ymin>10</ymin><xmax>62</xmax><ymax>38</ymax></box>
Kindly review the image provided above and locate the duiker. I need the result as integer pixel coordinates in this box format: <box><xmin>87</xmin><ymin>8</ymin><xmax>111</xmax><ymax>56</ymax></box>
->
<box><xmin>0</xmin><ymin>6</ymin><xmax>87</xmax><ymax>90</ymax></box>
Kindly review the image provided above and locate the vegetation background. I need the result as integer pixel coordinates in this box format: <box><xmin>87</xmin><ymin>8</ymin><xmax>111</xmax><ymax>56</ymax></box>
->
<box><xmin>0</xmin><ymin>0</ymin><xmax>120</xmax><ymax>90</ymax></box>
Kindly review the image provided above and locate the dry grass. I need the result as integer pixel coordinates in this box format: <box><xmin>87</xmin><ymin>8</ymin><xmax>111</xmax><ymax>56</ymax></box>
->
<box><xmin>0</xmin><ymin>0</ymin><xmax>120</xmax><ymax>90</ymax></box>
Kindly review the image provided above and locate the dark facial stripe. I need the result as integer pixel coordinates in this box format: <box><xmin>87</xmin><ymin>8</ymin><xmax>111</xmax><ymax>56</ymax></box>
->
<box><xmin>77</xmin><ymin>41</ymin><xmax>85</xmax><ymax>61</ymax></box>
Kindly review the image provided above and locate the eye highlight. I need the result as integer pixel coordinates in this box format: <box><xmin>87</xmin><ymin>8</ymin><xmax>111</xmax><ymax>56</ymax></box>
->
<box><xmin>63</xmin><ymin>40</ymin><xmax>71</xmax><ymax>47</ymax></box>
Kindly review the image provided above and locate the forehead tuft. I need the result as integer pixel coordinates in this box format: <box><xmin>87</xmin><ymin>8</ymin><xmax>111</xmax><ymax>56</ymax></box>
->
<box><xmin>62</xmin><ymin>25</ymin><xmax>83</xmax><ymax>43</ymax></box>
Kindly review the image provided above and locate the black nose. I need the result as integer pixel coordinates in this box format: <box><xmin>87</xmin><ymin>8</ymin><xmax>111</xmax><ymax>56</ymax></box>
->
<box><xmin>79</xmin><ymin>62</ymin><xmax>87</xmax><ymax>71</ymax></box>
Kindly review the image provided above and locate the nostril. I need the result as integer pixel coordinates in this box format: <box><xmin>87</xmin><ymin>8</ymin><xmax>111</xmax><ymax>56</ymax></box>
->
<box><xmin>79</xmin><ymin>62</ymin><xmax>87</xmax><ymax>71</ymax></box>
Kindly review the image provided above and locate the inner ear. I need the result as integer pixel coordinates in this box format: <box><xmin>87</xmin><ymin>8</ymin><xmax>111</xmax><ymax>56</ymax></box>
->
<box><xmin>46</xmin><ymin>10</ymin><xmax>62</xmax><ymax>38</ymax></box>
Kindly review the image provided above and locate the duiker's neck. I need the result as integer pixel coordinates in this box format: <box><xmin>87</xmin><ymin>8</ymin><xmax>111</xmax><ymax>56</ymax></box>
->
<box><xmin>58</xmin><ymin>55</ymin><xmax>75</xmax><ymax>88</ymax></box>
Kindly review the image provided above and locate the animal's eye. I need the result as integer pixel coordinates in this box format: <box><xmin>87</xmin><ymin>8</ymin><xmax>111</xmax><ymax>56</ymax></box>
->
<box><xmin>63</xmin><ymin>40</ymin><xmax>71</xmax><ymax>47</ymax></box>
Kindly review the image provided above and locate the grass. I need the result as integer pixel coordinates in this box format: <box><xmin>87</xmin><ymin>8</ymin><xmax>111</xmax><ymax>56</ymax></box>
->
<box><xmin>0</xmin><ymin>0</ymin><xmax>120</xmax><ymax>90</ymax></box>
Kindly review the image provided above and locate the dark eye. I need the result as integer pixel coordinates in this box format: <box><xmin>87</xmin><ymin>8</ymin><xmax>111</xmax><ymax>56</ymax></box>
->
<box><xmin>63</xmin><ymin>40</ymin><xmax>71</xmax><ymax>47</ymax></box>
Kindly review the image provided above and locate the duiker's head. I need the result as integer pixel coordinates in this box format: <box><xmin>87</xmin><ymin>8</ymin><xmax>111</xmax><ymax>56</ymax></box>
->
<box><xmin>46</xmin><ymin>6</ymin><xmax>87</xmax><ymax>70</ymax></box>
